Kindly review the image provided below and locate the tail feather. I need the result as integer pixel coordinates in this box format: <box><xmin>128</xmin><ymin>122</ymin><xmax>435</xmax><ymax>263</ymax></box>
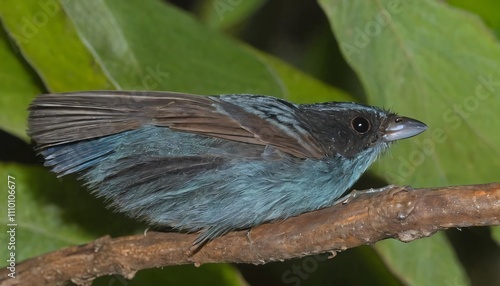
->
<box><xmin>41</xmin><ymin>136</ymin><xmax>119</xmax><ymax>177</ymax></box>
<box><xmin>28</xmin><ymin>93</ymin><xmax>146</xmax><ymax>148</ymax></box>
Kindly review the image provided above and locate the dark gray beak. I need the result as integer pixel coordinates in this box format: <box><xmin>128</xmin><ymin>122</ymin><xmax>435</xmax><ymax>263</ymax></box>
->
<box><xmin>383</xmin><ymin>116</ymin><xmax>428</xmax><ymax>142</ymax></box>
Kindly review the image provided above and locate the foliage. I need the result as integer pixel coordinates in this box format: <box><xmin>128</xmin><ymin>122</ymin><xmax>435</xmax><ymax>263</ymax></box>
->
<box><xmin>0</xmin><ymin>0</ymin><xmax>498</xmax><ymax>285</ymax></box>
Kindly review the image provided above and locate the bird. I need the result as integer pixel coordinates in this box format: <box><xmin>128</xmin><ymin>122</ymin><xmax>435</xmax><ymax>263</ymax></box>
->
<box><xmin>27</xmin><ymin>91</ymin><xmax>427</xmax><ymax>244</ymax></box>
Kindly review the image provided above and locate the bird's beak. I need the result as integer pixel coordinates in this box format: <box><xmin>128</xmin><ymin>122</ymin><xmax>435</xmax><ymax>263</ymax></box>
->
<box><xmin>383</xmin><ymin>116</ymin><xmax>428</xmax><ymax>142</ymax></box>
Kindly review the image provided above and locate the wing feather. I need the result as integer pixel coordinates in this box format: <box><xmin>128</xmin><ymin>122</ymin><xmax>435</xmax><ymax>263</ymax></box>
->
<box><xmin>28</xmin><ymin>91</ymin><xmax>326</xmax><ymax>158</ymax></box>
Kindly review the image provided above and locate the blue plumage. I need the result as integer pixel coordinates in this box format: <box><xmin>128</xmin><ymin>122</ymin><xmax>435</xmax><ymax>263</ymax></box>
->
<box><xmin>28</xmin><ymin>91</ymin><xmax>427</xmax><ymax>243</ymax></box>
<box><xmin>44</xmin><ymin>126</ymin><xmax>386</xmax><ymax>243</ymax></box>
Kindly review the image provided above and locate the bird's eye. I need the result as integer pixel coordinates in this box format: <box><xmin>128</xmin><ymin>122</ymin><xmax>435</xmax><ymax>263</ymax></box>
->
<box><xmin>351</xmin><ymin>117</ymin><xmax>371</xmax><ymax>134</ymax></box>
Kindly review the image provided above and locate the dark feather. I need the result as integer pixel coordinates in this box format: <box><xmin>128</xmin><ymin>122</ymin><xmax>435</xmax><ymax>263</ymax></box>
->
<box><xmin>28</xmin><ymin>91</ymin><xmax>325</xmax><ymax>158</ymax></box>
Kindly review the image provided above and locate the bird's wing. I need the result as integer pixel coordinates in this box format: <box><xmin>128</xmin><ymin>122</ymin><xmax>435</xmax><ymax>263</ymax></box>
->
<box><xmin>28</xmin><ymin>91</ymin><xmax>326</xmax><ymax>158</ymax></box>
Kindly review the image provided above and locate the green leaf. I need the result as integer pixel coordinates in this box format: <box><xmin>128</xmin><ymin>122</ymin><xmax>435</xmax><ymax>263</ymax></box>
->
<box><xmin>320</xmin><ymin>0</ymin><xmax>500</xmax><ymax>187</ymax></box>
<box><xmin>492</xmin><ymin>226</ymin><xmax>500</xmax><ymax>246</ymax></box>
<box><xmin>197</xmin><ymin>0</ymin><xmax>266</xmax><ymax>30</ymax></box>
<box><xmin>375</xmin><ymin>235</ymin><xmax>469</xmax><ymax>286</ymax></box>
<box><xmin>60</xmin><ymin>0</ymin><xmax>349</xmax><ymax>101</ymax></box>
<box><xmin>248</xmin><ymin>49</ymin><xmax>353</xmax><ymax>103</ymax></box>
<box><xmin>0</xmin><ymin>0</ymin><xmax>115</xmax><ymax>92</ymax></box>
<box><xmin>0</xmin><ymin>163</ymin><xmax>91</xmax><ymax>261</ymax></box>
<box><xmin>319</xmin><ymin>0</ymin><xmax>500</xmax><ymax>284</ymax></box>
<box><xmin>448</xmin><ymin>0</ymin><xmax>500</xmax><ymax>38</ymax></box>
<box><xmin>0</xmin><ymin>28</ymin><xmax>41</xmax><ymax>141</ymax></box>
<box><xmin>61</xmin><ymin>0</ymin><xmax>280</xmax><ymax>94</ymax></box>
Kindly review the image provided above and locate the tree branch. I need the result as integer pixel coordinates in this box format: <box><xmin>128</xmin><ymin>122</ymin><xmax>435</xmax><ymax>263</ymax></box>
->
<box><xmin>2</xmin><ymin>183</ymin><xmax>499</xmax><ymax>286</ymax></box>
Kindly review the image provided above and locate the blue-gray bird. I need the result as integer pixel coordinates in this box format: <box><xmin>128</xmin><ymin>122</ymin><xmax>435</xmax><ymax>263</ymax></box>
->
<box><xmin>28</xmin><ymin>91</ymin><xmax>427</xmax><ymax>244</ymax></box>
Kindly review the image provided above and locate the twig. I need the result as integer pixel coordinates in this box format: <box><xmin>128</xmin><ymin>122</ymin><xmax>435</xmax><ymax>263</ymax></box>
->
<box><xmin>1</xmin><ymin>183</ymin><xmax>499</xmax><ymax>286</ymax></box>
